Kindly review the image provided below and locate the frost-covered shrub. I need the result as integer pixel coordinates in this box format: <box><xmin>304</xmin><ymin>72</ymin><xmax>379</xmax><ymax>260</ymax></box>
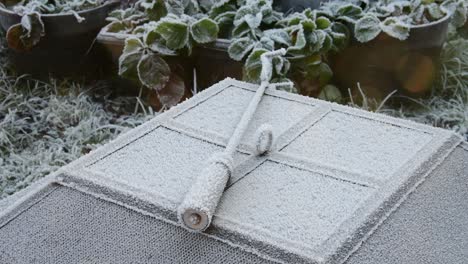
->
<box><xmin>318</xmin><ymin>0</ymin><xmax>468</xmax><ymax>43</ymax></box>
<box><xmin>108</xmin><ymin>0</ymin><xmax>219</xmax><ymax>107</ymax></box>
<box><xmin>106</xmin><ymin>0</ymin><xmax>466</xmax><ymax>101</ymax></box>
<box><xmin>106</xmin><ymin>0</ymin><xmax>348</xmax><ymax>98</ymax></box>
<box><xmin>211</xmin><ymin>0</ymin><xmax>347</xmax><ymax>93</ymax></box>
<box><xmin>1</xmin><ymin>0</ymin><xmax>108</xmax><ymax>50</ymax></box>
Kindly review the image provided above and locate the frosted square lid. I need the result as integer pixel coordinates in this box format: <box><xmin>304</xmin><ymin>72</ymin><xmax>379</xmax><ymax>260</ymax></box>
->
<box><xmin>58</xmin><ymin>79</ymin><xmax>462</xmax><ymax>264</ymax></box>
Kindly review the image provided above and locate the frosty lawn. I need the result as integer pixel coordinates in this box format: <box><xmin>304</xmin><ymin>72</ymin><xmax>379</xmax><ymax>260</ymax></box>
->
<box><xmin>379</xmin><ymin>35</ymin><xmax>468</xmax><ymax>141</ymax></box>
<box><xmin>0</xmin><ymin>43</ymin><xmax>154</xmax><ymax>198</ymax></box>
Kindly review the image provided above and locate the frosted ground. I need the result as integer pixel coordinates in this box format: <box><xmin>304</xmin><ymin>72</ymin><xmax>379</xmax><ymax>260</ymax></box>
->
<box><xmin>0</xmin><ymin>33</ymin><xmax>467</xmax><ymax>199</ymax></box>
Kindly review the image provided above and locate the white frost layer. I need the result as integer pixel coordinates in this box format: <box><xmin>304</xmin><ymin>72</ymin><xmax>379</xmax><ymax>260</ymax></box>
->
<box><xmin>282</xmin><ymin>111</ymin><xmax>433</xmax><ymax>179</ymax></box>
<box><xmin>216</xmin><ymin>161</ymin><xmax>373</xmax><ymax>248</ymax></box>
<box><xmin>178</xmin><ymin>154</ymin><xmax>233</xmax><ymax>231</ymax></box>
<box><xmin>88</xmin><ymin>127</ymin><xmax>246</xmax><ymax>205</ymax></box>
<box><xmin>175</xmin><ymin>87</ymin><xmax>314</xmax><ymax>146</ymax></box>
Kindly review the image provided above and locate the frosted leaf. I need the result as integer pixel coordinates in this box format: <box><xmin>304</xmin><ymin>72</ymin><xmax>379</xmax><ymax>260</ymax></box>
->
<box><xmin>318</xmin><ymin>84</ymin><xmax>342</xmax><ymax>103</ymax></box>
<box><xmin>234</xmin><ymin>6</ymin><xmax>255</xmax><ymax>26</ymax></box>
<box><xmin>257</xmin><ymin>36</ymin><xmax>275</xmax><ymax>51</ymax></box>
<box><xmin>154</xmin><ymin>18</ymin><xmax>189</xmax><ymax>50</ymax></box>
<box><xmin>287</xmin><ymin>26</ymin><xmax>306</xmax><ymax>53</ymax></box>
<box><xmin>272</xmin><ymin>56</ymin><xmax>284</xmax><ymax>75</ymax></box>
<box><xmin>198</xmin><ymin>0</ymin><xmax>215</xmax><ymax>12</ymax></box>
<box><xmin>446</xmin><ymin>0</ymin><xmax>468</xmax><ymax>27</ymax></box>
<box><xmin>232</xmin><ymin>22</ymin><xmax>250</xmax><ymax>37</ymax></box>
<box><xmin>157</xmin><ymin>72</ymin><xmax>186</xmax><ymax>107</ymax></box>
<box><xmin>262</xmin><ymin>9</ymin><xmax>282</xmax><ymax>24</ymax></box>
<box><xmin>330</xmin><ymin>24</ymin><xmax>350</xmax><ymax>50</ymax></box>
<box><xmin>336</xmin><ymin>4</ymin><xmax>363</xmax><ymax>20</ymax></box>
<box><xmin>137</xmin><ymin>54</ymin><xmax>171</xmax><ymax>91</ymax></box>
<box><xmin>118</xmin><ymin>51</ymin><xmax>143</xmax><ymax>80</ymax></box>
<box><xmin>106</xmin><ymin>21</ymin><xmax>127</xmax><ymax>33</ymax></box>
<box><xmin>263</xmin><ymin>29</ymin><xmax>292</xmax><ymax>46</ymax></box>
<box><xmin>123</xmin><ymin>37</ymin><xmax>144</xmax><ymax>54</ymax></box>
<box><xmin>380</xmin><ymin>17</ymin><xmax>410</xmax><ymax>40</ymax></box>
<box><xmin>190</xmin><ymin>17</ymin><xmax>219</xmax><ymax>43</ymax></box>
<box><xmin>140</xmin><ymin>0</ymin><xmax>167</xmax><ymax>21</ymax></box>
<box><xmin>145</xmin><ymin>30</ymin><xmax>177</xmax><ymax>56</ymax></box>
<box><xmin>354</xmin><ymin>14</ymin><xmax>382</xmax><ymax>43</ymax></box>
<box><xmin>410</xmin><ymin>4</ymin><xmax>425</xmax><ymax>24</ymax></box>
<box><xmin>245</xmin><ymin>12</ymin><xmax>263</xmax><ymax>28</ymax></box>
<box><xmin>18</xmin><ymin>12</ymin><xmax>45</xmax><ymax>49</ymax></box>
<box><xmin>426</xmin><ymin>3</ymin><xmax>445</xmax><ymax>20</ymax></box>
<box><xmin>301</xmin><ymin>18</ymin><xmax>317</xmax><ymax>31</ymax></box>
<box><xmin>228</xmin><ymin>37</ymin><xmax>256</xmax><ymax>61</ymax></box>
<box><xmin>165</xmin><ymin>0</ymin><xmax>185</xmax><ymax>16</ymax></box>
<box><xmin>316</xmin><ymin>16</ymin><xmax>331</xmax><ymax>29</ymax></box>
<box><xmin>244</xmin><ymin>48</ymin><xmax>268</xmax><ymax>82</ymax></box>
<box><xmin>308</xmin><ymin>30</ymin><xmax>327</xmax><ymax>53</ymax></box>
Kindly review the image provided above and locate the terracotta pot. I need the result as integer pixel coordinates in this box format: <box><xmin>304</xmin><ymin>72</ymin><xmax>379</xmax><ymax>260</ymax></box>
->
<box><xmin>0</xmin><ymin>0</ymin><xmax>120</xmax><ymax>77</ymax></box>
<box><xmin>193</xmin><ymin>39</ymin><xmax>243</xmax><ymax>90</ymax></box>
<box><xmin>331</xmin><ymin>13</ymin><xmax>451</xmax><ymax>101</ymax></box>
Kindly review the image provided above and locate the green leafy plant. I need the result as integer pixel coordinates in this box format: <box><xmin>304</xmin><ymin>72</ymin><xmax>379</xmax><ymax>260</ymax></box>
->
<box><xmin>105</xmin><ymin>0</ymin><xmax>349</xmax><ymax>101</ymax></box>
<box><xmin>106</xmin><ymin>0</ymin><xmax>466</xmax><ymax>104</ymax></box>
<box><xmin>115</xmin><ymin>0</ymin><xmax>219</xmax><ymax>107</ymax></box>
<box><xmin>318</xmin><ymin>0</ymin><xmax>468</xmax><ymax>43</ymax></box>
<box><xmin>224</xmin><ymin>2</ymin><xmax>347</xmax><ymax>96</ymax></box>
<box><xmin>1</xmin><ymin>0</ymin><xmax>110</xmax><ymax>51</ymax></box>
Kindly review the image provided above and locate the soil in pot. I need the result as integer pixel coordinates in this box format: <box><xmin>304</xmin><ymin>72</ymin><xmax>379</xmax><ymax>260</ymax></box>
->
<box><xmin>331</xmin><ymin>15</ymin><xmax>450</xmax><ymax>102</ymax></box>
<box><xmin>0</xmin><ymin>0</ymin><xmax>119</xmax><ymax>78</ymax></box>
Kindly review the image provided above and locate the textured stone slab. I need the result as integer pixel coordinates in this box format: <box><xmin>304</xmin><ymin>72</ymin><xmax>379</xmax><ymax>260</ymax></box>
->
<box><xmin>12</xmin><ymin>79</ymin><xmax>461</xmax><ymax>264</ymax></box>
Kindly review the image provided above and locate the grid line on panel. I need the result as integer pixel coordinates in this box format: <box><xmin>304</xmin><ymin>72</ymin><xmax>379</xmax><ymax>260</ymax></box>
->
<box><xmin>275</xmin><ymin>106</ymin><xmax>332</xmax><ymax>151</ymax></box>
<box><xmin>227</xmin><ymin>79</ymin><xmax>317</xmax><ymax>108</ymax></box>
<box><xmin>162</xmin><ymin>119</ymin><xmax>254</xmax><ymax>155</ymax></box>
<box><xmin>269</xmin><ymin>153</ymin><xmax>381</xmax><ymax>188</ymax></box>
<box><xmin>169</xmin><ymin>82</ymin><xmax>234</xmax><ymax>119</ymax></box>
<box><xmin>330</xmin><ymin>106</ymin><xmax>439</xmax><ymax>135</ymax></box>
<box><xmin>227</xmin><ymin>157</ymin><xmax>268</xmax><ymax>189</ymax></box>
<box><xmin>81</xmin><ymin>81</ymin><xmax>231</xmax><ymax>167</ymax></box>
<box><xmin>314</xmin><ymin>132</ymin><xmax>461</xmax><ymax>264</ymax></box>
<box><xmin>85</xmin><ymin>126</ymin><xmax>162</xmax><ymax>168</ymax></box>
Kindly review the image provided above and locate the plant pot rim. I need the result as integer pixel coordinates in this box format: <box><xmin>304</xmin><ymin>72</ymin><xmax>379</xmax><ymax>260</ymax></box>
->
<box><xmin>98</xmin><ymin>25</ymin><xmax>233</xmax><ymax>50</ymax></box>
<box><xmin>409</xmin><ymin>12</ymin><xmax>451</xmax><ymax>29</ymax></box>
<box><xmin>0</xmin><ymin>0</ymin><xmax>119</xmax><ymax>18</ymax></box>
